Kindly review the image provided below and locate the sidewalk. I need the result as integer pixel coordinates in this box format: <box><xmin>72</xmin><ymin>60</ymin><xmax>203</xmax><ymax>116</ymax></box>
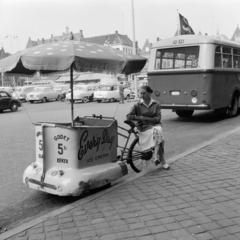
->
<box><xmin>2</xmin><ymin>127</ymin><xmax>240</xmax><ymax>240</ymax></box>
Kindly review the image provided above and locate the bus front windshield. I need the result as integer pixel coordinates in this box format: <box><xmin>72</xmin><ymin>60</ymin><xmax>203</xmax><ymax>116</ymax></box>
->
<box><xmin>155</xmin><ymin>46</ymin><xmax>199</xmax><ymax>70</ymax></box>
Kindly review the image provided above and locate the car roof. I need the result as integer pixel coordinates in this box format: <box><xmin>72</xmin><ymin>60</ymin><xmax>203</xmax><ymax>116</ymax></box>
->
<box><xmin>0</xmin><ymin>90</ymin><xmax>10</xmax><ymax>94</ymax></box>
<box><xmin>54</xmin><ymin>84</ymin><xmax>69</xmax><ymax>87</ymax></box>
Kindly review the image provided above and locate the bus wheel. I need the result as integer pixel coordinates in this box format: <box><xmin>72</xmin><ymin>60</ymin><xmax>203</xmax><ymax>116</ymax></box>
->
<box><xmin>227</xmin><ymin>95</ymin><xmax>239</xmax><ymax>118</ymax></box>
<box><xmin>176</xmin><ymin>110</ymin><xmax>194</xmax><ymax>118</ymax></box>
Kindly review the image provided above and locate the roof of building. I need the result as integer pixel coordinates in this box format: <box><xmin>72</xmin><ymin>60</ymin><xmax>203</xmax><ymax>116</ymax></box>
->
<box><xmin>26</xmin><ymin>29</ymin><xmax>133</xmax><ymax>49</ymax></box>
<box><xmin>0</xmin><ymin>47</ymin><xmax>11</xmax><ymax>60</ymax></box>
<box><xmin>231</xmin><ymin>25</ymin><xmax>240</xmax><ymax>41</ymax></box>
<box><xmin>83</xmin><ymin>31</ymin><xmax>133</xmax><ymax>47</ymax></box>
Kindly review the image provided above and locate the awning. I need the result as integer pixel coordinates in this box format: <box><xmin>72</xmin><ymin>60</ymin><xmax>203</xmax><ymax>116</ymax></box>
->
<box><xmin>74</xmin><ymin>73</ymin><xmax>116</xmax><ymax>81</ymax></box>
<box><xmin>45</xmin><ymin>75</ymin><xmax>61</xmax><ymax>81</ymax></box>
<box><xmin>56</xmin><ymin>74</ymin><xmax>80</xmax><ymax>82</ymax></box>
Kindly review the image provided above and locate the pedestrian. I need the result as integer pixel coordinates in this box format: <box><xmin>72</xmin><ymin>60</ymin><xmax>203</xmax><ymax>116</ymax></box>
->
<box><xmin>126</xmin><ymin>85</ymin><xmax>170</xmax><ymax>169</ymax></box>
<box><xmin>119</xmin><ymin>82</ymin><xmax>125</xmax><ymax>103</ymax></box>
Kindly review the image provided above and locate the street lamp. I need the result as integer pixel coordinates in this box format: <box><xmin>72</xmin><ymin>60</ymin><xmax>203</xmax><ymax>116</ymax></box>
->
<box><xmin>5</xmin><ymin>35</ymin><xmax>19</xmax><ymax>86</ymax></box>
<box><xmin>5</xmin><ymin>35</ymin><xmax>19</xmax><ymax>54</ymax></box>
<box><xmin>131</xmin><ymin>0</ymin><xmax>138</xmax><ymax>100</ymax></box>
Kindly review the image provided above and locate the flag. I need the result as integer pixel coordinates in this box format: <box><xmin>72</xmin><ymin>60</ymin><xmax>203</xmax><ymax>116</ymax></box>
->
<box><xmin>179</xmin><ymin>13</ymin><xmax>195</xmax><ymax>35</ymax></box>
<box><xmin>104</xmin><ymin>35</ymin><xmax>110</xmax><ymax>46</ymax></box>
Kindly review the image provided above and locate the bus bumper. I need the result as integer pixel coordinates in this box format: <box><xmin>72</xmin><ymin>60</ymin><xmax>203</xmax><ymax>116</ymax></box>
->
<box><xmin>161</xmin><ymin>104</ymin><xmax>210</xmax><ymax>110</ymax></box>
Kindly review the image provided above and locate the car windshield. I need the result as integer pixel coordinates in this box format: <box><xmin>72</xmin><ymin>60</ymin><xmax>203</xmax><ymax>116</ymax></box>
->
<box><xmin>15</xmin><ymin>88</ymin><xmax>22</xmax><ymax>92</ymax></box>
<box><xmin>53</xmin><ymin>87</ymin><xmax>62</xmax><ymax>90</ymax></box>
<box><xmin>33</xmin><ymin>88</ymin><xmax>49</xmax><ymax>92</ymax></box>
<box><xmin>99</xmin><ymin>86</ymin><xmax>113</xmax><ymax>91</ymax></box>
<box><xmin>75</xmin><ymin>86</ymin><xmax>85</xmax><ymax>91</ymax></box>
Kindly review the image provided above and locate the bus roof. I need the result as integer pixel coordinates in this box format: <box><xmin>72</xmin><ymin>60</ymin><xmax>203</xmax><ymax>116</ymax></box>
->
<box><xmin>152</xmin><ymin>35</ymin><xmax>240</xmax><ymax>49</ymax></box>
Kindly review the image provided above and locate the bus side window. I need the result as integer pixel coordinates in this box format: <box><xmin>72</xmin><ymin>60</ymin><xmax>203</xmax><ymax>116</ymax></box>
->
<box><xmin>233</xmin><ymin>49</ymin><xmax>240</xmax><ymax>68</ymax></box>
<box><xmin>222</xmin><ymin>47</ymin><xmax>232</xmax><ymax>68</ymax></box>
<box><xmin>234</xmin><ymin>56</ymin><xmax>240</xmax><ymax>68</ymax></box>
<box><xmin>155</xmin><ymin>58</ymin><xmax>161</xmax><ymax>69</ymax></box>
<box><xmin>214</xmin><ymin>46</ymin><xmax>222</xmax><ymax>68</ymax></box>
<box><xmin>223</xmin><ymin>54</ymin><xmax>232</xmax><ymax>68</ymax></box>
<box><xmin>155</xmin><ymin>50</ymin><xmax>161</xmax><ymax>69</ymax></box>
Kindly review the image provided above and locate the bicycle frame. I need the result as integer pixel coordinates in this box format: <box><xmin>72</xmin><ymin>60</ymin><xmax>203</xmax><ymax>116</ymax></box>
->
<box><xmin>117</xmin><ymin>123</ymin><xmax>140</xmax><ymax>163</ymax></box>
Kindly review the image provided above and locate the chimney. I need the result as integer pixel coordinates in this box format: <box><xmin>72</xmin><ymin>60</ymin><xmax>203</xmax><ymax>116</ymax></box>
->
<box><xmin>205</xmin><ymin>33</ymin><xmax>208</xmax><ymax>36</ymax></box>
<box><xmin>157</xmin><ymin>37</ymin><xmax>160</xmax><ymax>41</ymax></box>
<box><xmin>69</xmin><ymin>32</ymin><xmax>74</xmax><ymax>40</ymax></box>
<box><xmin>79</xmin><ymin>30</ymin><xmax>84</xmax><ymax>40</ymax></box>
<box><xmin>66</xmin><ymin>26</ymin><xmax>69</xmax><ymax>34</ymax></box>
<box><xmin>42</xmin><ymin>38</ymin><xmax>44</xmax><ymax>43</ymax></box>
<box><xmin>115</xmin><ymin>31</ymin><xmax>118</xmax><ymax>34</ymax></box>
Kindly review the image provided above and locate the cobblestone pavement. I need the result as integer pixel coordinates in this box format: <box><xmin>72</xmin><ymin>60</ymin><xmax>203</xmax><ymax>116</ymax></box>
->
<box><xmin>1</xmin><ymin>129</ymin><xmax>240</xmax><ymax>240</ymax></box>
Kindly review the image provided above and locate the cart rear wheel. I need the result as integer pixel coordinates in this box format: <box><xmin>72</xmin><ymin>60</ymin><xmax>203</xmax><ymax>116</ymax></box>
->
<box><xmin>127</xmin><ymin>137</ymin><xmax>155</xmax><ymax>173</ymax></box>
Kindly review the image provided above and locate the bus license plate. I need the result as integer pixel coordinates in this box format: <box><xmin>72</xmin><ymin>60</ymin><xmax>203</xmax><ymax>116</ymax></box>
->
<box><xmin>171</xmin><ymin>91</ymin><xmax>180</xmax><ymax>96</ymax></box>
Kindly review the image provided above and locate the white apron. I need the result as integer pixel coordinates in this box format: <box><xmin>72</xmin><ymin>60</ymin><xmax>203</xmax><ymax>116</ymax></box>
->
<box><xmin>138</xmin><ymin>125</ymin><xmax>164</xmax><ymax>151</ymax></box>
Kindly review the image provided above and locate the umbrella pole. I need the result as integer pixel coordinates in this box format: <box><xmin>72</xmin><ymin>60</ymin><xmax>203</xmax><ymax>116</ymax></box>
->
<box><xmin>70</xmin><ymin>65</ymin><xmax>74</xmax><ymax>126</ymax></box>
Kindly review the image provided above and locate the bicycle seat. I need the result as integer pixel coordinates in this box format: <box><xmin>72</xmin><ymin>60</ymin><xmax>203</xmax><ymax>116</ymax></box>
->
<box><xmin>124</xmin><ymin>120</ymin><xmax>137</xmax><ymax>128</ymax></box>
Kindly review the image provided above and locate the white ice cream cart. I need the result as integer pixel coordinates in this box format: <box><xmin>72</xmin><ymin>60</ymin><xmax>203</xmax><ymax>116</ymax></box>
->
<box><xmin>23</xmin><ymin>116</ymin><xmax>128</xmax><ymax>196</ymax></box>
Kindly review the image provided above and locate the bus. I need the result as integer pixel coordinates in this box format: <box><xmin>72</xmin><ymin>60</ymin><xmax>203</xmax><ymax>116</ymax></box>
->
<box><xmin>31</xmin><ymin>80</ymin><xmax>56</xmax><ymax>87</ymax></box>
<box><xmin>147</xmin><ymin>35</ymin><xmax>240</xmax><ymax>118</ymax></box>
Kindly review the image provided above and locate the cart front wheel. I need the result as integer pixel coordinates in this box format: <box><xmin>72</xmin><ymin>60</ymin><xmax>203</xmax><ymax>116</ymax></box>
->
<box><xmin>127</xmin><ymin>137</ymin><xmax>155</xmax><ymax>173</ymax></box>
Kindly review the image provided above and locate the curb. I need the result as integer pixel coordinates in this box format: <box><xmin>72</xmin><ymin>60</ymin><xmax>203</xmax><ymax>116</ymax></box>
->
<box><xmin>1</xmin><ymin>125</ymin><xmax>240</xmax><ymax>239</ymax></box>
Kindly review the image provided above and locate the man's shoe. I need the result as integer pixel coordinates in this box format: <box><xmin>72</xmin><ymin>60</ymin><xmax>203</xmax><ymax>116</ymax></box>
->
<box><xmin>154</xmin><ymin>159</ymin><xmax>161</xmax><ymax>166</ymax></box>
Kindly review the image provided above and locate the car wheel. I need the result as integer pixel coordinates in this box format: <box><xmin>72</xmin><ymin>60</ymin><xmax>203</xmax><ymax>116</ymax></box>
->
<box><xmin>10</xmin><ymin>103</ymin><xmax>18</xmax><ymax>112</ymax></box>
<box><xmin>83</xmin><ymin>96</ymin><xmax>88</xmax><ymax>103</ymax></box>
<box><xmin>29</xmin><ymin>100</ymin><xmax>34</xmax><ymax>104</ymax></box>
<box><xmin>97</xmin><ymin>100</ymin><xmax>102</xmax><ymax>103</ymax></box>
<box><xmin>109</xmin><ymin>98</ymin><xmax>115</xmax><ymax>102</ymax></box>
<box><xmin>42</xmin><ymin>97</ymin><xmax>47</xmax><ymax>103</ymax></box>
<box><xmin>0</xmin><ymin>110</ymin><xmax>3</xmax><ymax>113</ymax></box>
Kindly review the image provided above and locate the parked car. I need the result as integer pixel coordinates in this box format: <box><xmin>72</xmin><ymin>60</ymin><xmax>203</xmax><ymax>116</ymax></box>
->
<box><xmin>11</xmin><ymin>86</ymin><xmax>35</xmax><ymax>101</ymax></box>
<box><xmin>94</xmin><ymin>84</ymin><xmax>131</xmax><ymax>103</ymax></box>
<box><xmin>0</xmin><ymin>90</ymin><xmax>22</xmax><ymax>112</ymax></box>
<box><xmin>0</xmin><ymin>86</ymin><xmax>15</xmax><ymax>94</ymax></box>
<box><xmin>26</xmin><ymin>86</ymin><xmax>59</xmax><ymax>103</ymax></box>
<box><xmin>65</xmin><ymin>84</ymin><xmax>98</xmax><ymax>103</ymax></box>
<box><xmin>53</xmin><ymin>84</ymin><xmax>70</xmax><ymax>94</ymax></box>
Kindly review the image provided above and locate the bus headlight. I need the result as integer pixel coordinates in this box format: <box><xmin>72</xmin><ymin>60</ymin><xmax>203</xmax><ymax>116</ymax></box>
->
<box><xmin>155</xmin><ymin>90</ymin><xmax>160</xmax><ymax>96</ymax></box>
<box><xmin>192</xmin><ymin>97</ymin><xmax>197</xmax><ymax>104</ymax></box>
<box><xmin>191</xmin><ymin>90</ymin><xmax>198</xmax><ymax>97</ymax></box>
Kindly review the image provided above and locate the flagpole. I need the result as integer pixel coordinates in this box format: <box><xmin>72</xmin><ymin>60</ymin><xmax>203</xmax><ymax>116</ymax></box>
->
<box><xmin>131</xmin><ymin>0</ymin><xmax>138</xmax><ymax>100</ymax></box>
<box><xmin>177</xmin><ymin>9</ymin><xmax>180</xmax><ymax>36</ymax></box>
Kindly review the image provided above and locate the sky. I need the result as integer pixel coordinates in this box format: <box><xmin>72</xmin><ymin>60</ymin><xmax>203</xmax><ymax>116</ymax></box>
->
<box><xmin>0</xmin><ymin>0</ymin><xmax>240</xmax><ymax>54</ymax></box>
